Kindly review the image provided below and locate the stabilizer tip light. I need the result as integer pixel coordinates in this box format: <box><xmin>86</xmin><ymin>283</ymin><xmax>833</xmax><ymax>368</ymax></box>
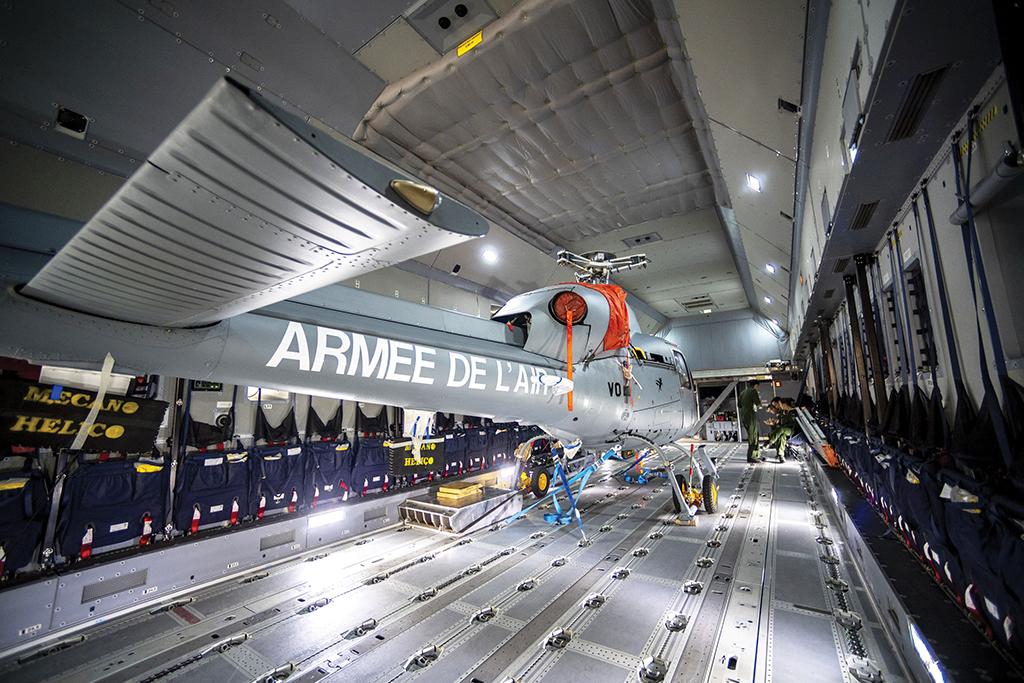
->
<box><xmin>390</xmin><ymin>179</ymin><xmax>440</xmax><ymax>215</ymax></box>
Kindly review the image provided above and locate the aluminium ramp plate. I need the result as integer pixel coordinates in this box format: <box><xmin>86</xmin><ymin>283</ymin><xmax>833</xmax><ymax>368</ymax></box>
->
<box><xmin>0</xmin><ymin>445</ymin><xmax>914</xmax><ymax>683</ymax></box>
<box><xmin>23</xmin><ymin>78</ymin><xmax>487</xmax><ymax>327</ymax></box>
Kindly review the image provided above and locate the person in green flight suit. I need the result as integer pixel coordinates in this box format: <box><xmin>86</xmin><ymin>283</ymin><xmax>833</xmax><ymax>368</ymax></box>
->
<box><xmin>766</xmin><ymin>397</ymin><xmax>797</xmax><ymax>462</ymax></box>
<box><xmin>738</xmin><ymin>379</ymin><xmax>762</xmax><ymax>463</ymax></box>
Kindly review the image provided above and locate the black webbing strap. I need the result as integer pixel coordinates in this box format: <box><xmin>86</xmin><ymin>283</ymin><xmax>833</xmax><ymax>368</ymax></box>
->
<box><xmin>255</xmin><ymin>390</ymin><xmax>299</xmax><ymax>444</ymax></box>
<box><xmin>885</xmin><ymin>238</ymin><xmax>911</xmax><ymax>387</ymax></box>
<box><xmin>918</xmin><ymin>190</ymin><xmax>966</xmax><ymax>390</ymax></box>
<box><xmin>951</xmin><ymin>123</ymin><xmax>1013</xmax><ymax>469</ymax></box>
<box><xmin>910</xmin><ymin>197</ymin><xmax>940</xmax><ymax>390</ymax></box>
<box><xmin>892</xmin><ymin>228</ymin><xmax>919</xmax><ymax>385</ymax></box>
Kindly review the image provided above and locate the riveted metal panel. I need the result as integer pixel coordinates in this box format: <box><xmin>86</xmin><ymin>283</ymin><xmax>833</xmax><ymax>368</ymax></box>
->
<box><xmin>24</xmin><ymin>79</ymin><xmax>488</xmax><ymax>326</ymax></box>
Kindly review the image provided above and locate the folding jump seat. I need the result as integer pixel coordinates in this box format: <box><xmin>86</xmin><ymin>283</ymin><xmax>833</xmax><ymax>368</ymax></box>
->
<box><xmin>56</xmin><ymin>454</ymin><xmax>167</xmax><ymax>561</ymax></box>
<box><xmin>351</xmin><ymin>436</ymin><xmax>389</xmax><ymax>495</ymax></box>
<box><xmin>465</xmin><ymin>426</ymin><xmax>489</xmax><ymax>471</ymax></box>
<box><xmin>442</xmin><ymin>428</ymin><xmax>468</xmax><ymax>478</ymax></box>
<box><xmin>250</xmin><ymin>401</ymin><xmax>306</xmax><ymax>518</ymax></box>
<box><xmin>488</xmin><ymin>424</ymin><xmax>511</xmax><ymax>466</ymax></box>
<box><xmin>989</xmin><ymin>494</ymin><xmax>1024</xmax><ymax>657</ymax></box>
<box><xmin>251</xmin><ymin>444</ymin><xmax>307</xmax><ymax>518</ymax></box>
<box><xmin>175</xmin><ymin>384</ymin><xmax>251</xmax><ymax>532</ymax></box>
<box><xmin>0</xmin><ymin>455</ymin><xmax>48</xmax><ymax>577</ymax></box>
<box><xmin>305</xmin><ymin>399</ymin><xmax>354</xmax><ymax>507</ymax></box>
<box><xmin>174</xmin><ymin>448</ymin><xmax>251</xmax><ymax>533</ymax></box>
<box><xmin>939</xmin><ymin>470</ymin><xmax>1002</xmax><ymax>632</ymax></box>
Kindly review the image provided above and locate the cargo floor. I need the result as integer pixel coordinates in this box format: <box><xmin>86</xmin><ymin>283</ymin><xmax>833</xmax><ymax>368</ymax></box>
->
<box><xmin>0</xmin><ymin>443</ymin><xmax>911</xmax><ymax>682</ymax></box>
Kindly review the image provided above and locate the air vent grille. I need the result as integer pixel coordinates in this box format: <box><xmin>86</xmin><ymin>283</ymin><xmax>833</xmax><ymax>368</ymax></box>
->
<box><xmin>886</xmin><ymin>65</ymin><xmax>949</xmax><ymax>142</ymax></box>
<box><xmin>622</xmin><ymin>232</ymin><xmax>663</xmax><ymax>248</ymax></box>
<box><xmin>833</xmin><ymin>257</ymin><xmax>850</xmax><ymax>274</ymax></box>
<box><xmin>678</xmin><ymin>294</ymin><xmax>713</xmax><ymax>312</ymax></box>
<box><xmin>849</xmin><ymin>201</ymin><xmax>879</xmax><ymax>231</ymax></box>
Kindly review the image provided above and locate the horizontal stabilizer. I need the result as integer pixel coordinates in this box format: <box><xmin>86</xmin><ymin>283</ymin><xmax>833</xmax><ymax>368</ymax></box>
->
<box><xmin>23</xmin><ymin>79</ymin><xmax>487</xmax><ymax>326</ymax></box>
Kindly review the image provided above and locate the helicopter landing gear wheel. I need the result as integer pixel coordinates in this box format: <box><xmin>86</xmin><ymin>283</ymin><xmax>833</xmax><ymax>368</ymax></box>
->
<box><xmin>702</xmin><ymin>474</ymin><xmax>718</xmax><ymax>514</ymax></box>
<box><xmin>531</xmin><ymin>467</ymin><xmax>552</xmax><ymax>498</ymax></box>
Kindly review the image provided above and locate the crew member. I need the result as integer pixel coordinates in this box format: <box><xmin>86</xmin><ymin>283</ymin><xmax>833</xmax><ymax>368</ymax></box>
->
<box><xmin>767</xmin><ymin>397</ymin><xmax>797</xmax><ymax>462</ymax></box>
<box><xmin>738</xmin><ymin>379</ymin><xmax>762</xmax><ymax>463</ymax></box>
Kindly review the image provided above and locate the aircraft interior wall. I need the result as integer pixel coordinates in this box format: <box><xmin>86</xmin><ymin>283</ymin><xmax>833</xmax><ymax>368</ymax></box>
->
<box><xmin>2</xmin><ymin>1</ymin><xmax>1023</xmax><ymax>681</ymax></box>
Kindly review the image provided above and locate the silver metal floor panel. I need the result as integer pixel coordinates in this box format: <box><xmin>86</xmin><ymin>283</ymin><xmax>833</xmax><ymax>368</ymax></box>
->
<box><xmin>580</xmin><ymin>577</ymin><xmax>680</xmax><ymax>653</ymax></box>
<box><xmin>770</xmin><ymin>609</ymin><xmax>845</xmax><ymax>683</ymax></box>
<box><xmin>774</xmin><ymin>553</ymin><xmax>831</xmax><ymax>612</ymax></box>
<box><xmin>0</xmin><ymin>444</ymin><xmax>919</xmax><ymax>683</ymax></box>
<box><xmin>543</xmin><ymin>649</ymin><xmax>633</xmax><ymax>683</ymax></box>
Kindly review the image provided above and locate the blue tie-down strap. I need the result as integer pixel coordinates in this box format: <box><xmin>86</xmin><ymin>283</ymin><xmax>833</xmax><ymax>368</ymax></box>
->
<box><xmin>56</xmin><ymin>456</ymin><xmax>167</xmax><ymax>560</ymax></box>
<box><xmin>510</xmin><ymin>446</ymin><xmax>616</xmax><ymax>529</ymax></box>
<box><xmin>174</xmin><ymin>449</ymin><xmax>252</xmax><ymax>532</ymax></box>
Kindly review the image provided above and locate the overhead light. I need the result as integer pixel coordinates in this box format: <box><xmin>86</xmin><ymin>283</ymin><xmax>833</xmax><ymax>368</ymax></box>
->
<box><xmin>482</xmin><ymin>248</ymin><xmax>499</xmax><ymax>264</ymax></box>
<box><xmin>763</xmin><ymin>295</ymin><xmax>773</xmax><ymax>304</ymax></box>
<box><xmin>849</xmin><ymin>143</ymin><xmax>859</xmax><ymax>163</ymax></box>
<box><xmin>701</xmin><ymin>308</ymin><xmax>712</xmax><ymax>314</ymax></box>
<box><xmin>765</xmin><ymin>263</ymin><xmax>776</xmax><ymax>274</ymax></box>
<box><xmin>772</xmin><ymin>318</ymin><xmax>779</xmax><ymax>326</ymax></box>
<box><xmin>746</xmin><ymin>173</ymin><xmax>762</xmax><ymax>193</ymax></box>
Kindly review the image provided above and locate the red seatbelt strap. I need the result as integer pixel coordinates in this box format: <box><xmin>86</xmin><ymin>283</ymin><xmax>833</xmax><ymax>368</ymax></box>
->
<box><xmin>257</xmin><ymin>494</ymin><xmax>266</xmax><ymax>520</ymax></box>
<box><xmin>362</xmin><ymin>477</ymin><xmax>369</xmax><ymax>497</ymax></box>
<box><xmin>230</xmin><ymin>498</ymin><xmax>240</xmax><ymax>525</ymax></box>
<box><xmin>312</xmin><ymin>485</ymin><xmax>320</xmax><ymax>509</ymax></box>
<box><xmin>288</xmin><ymin>489</ymin><xmax>298</xmax><ymax>513</ymax></box>
<box><xmin>339</xmin><ymin>480</ymin><xmax>349</xmax><ymax>502</ymax></box>
<box><xmin>80</xmin><ymin>525</ymin><xmax>94</xmax><ymax>559</ymax></box>
<box><xmin>382</xmin><ymin>474</ymin><xmax>390</xmax><ymax>493</ymax></box>
<box><xmin>140</xmin><ymin>514</ymin><xmax>153</xmax><ymax>546</ymax></box>
<box><xmin>190</xmin><ymin>504</ymin><xmax>201</xmax><ymax>533</ymax></box>
<box><xmin>411</xmin><ymin>472</ymin><xmax>418</xmax><ymax>486</ymax></box>
<box><xmin>0</xmin><ymin>544</ymin><xmax>6</xmax><ymax>577</ymax></box>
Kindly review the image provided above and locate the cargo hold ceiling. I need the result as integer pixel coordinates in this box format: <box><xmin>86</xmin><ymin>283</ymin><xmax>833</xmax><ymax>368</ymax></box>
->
<box><xmin>353</xmin><ymin>0</ymin><xmax>752</xmax><ymax>319</ymax></box>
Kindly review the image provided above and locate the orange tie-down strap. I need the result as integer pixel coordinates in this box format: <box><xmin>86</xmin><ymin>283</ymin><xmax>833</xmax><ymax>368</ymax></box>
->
<box><xmin>563</xmin><ymin>283</ymin><xmax>632</xmax><ymax>351</ymax></box>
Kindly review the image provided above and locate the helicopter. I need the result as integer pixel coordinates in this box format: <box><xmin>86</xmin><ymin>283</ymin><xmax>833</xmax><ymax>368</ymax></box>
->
<box><xmin>0</xmin><ymin>78</ymin><xmax>718</xmax><ymax>520</ymax></box>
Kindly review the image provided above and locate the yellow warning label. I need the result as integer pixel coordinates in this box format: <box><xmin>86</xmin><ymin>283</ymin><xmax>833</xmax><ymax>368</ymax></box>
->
<box><xmin>457</xmin><ymin>31</ymin><xmax>483</xmax><ymax>57</ymax></box>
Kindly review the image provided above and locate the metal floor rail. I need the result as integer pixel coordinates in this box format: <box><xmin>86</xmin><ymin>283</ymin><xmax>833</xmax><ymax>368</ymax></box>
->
<box><xmin>0</xmin><ymin>444</ymin><xmax>917</xmax><ymax>683</ymax></box>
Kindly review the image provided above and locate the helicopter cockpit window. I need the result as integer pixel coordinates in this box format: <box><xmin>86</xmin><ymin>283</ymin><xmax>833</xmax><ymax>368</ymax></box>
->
<box><xmin>673</xmin><ymin>350</ymin><xmax>693</xmax><ymax>391</ymax></box>
<box><xmin>495</xmin><ymin>312</ymin><xmax>531</xmax><ymax>344</ymax></box>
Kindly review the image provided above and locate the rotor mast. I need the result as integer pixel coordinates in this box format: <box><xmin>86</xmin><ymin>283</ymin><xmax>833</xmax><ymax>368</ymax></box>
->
<box><xmin>555</xmin><ymin>250</ymin><xmax>649</xmax><ymax>284</ymax></box>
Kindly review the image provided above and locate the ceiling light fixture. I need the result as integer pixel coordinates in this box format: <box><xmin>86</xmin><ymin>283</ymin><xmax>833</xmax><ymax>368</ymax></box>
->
<box><xmin>763</xmin><ymin>295</ymin><xmax>773</xmax><ymax>304</ymax></box>
<box><xmin>772</xmin><ymin>318</ymin><xmax>780</xmax><ymax>326</ymax></box>
<box><xmin>765</xmin><ymin>263</ymin><xmax>776</xmax><ymax>274</ymax></box>
<box><xmin>746</xmin><ymin>173</ymin><xmax>763</xmax><ymax>193</ymax></box>
<box><xmin>482</xmin><ymin>247</ymin><xmax>499</xmax><ymax>264</ymax></box>
<box><xmin>701</xmin><ymin>308</ymin><xmax>712</xmax><ymax>314</ymax></box>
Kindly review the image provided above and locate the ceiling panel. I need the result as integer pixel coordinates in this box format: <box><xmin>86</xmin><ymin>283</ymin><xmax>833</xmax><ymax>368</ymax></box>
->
<box><xmin>674</xmin><ymin>0</ymin><xmax>804</xmax><ymax>156</ymax></box>
<box><xmin>355</xmin><ymin>0</ymin><xmax>716</xmax><ymax>252</ymax></box>
<box><xmin>563</xmin><ymin>209</ymin><xmax>746</xmax><ymax>317</ymax></box>
<box><xmin>284</xmin><ymin>0</ymin><xmax>419</xmax><ymax>53</ymax></box>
